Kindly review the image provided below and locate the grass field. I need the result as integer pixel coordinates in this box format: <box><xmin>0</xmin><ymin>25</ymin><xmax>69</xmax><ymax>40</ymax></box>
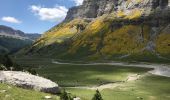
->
<box><xmin>66</xmin><ymin>75</ymin><xmax>170</xmax><ymax>100</ymax></box>
<box><xmin>0</xmin><ymin>83</ymin><xmax>59</xmax><ymax>100</ymax></box>
<box><xmin>13</xmin><ymin>57</ymin><xmax>170</xmax><ymax>100</ymax></box>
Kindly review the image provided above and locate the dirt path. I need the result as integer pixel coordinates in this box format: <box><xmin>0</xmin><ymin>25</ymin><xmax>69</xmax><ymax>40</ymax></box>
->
<box><xmin>52</xmin><ymin>61</ymin><xmax>170</xmax><ymax>77</ymax></box>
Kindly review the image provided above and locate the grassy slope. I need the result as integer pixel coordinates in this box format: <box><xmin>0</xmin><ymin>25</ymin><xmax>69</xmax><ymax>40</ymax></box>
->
<box><xmin>0</xmin><ymin>83</ymin><xmax>59</xmax><ymax>100</ymax></box>
<box><xmin>32</xmin><ymin>19</ymin><xmax>89</xmax><ymax>48</ymax></box>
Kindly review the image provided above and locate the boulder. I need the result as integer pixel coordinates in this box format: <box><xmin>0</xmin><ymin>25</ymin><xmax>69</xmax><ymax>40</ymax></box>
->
<box><xmin>0</xmin><ymin>71</ymin><xmax>60</xmax><ymax>94</ymax></box>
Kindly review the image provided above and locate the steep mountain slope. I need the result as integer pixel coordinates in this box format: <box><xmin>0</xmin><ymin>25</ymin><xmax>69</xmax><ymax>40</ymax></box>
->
<box><xmin>24</xmin><ymin>0</ymin><xmax>170</xmax><ymax>62</ymax></box>
<box><xmin>0</xmin><ymin>25</ymin><xmax>41</xmax><ymax>54</ymax></box>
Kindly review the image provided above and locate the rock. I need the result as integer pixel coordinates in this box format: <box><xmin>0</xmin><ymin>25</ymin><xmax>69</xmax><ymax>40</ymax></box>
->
<box><xmin>44</xmin><ymin>96</ymin><xmax>52</xmax><ymax>99</ymax></box>
<box><xmin>0</xmin><ymin>71</ymin><xmax>60</xmax><ymax>94</ymax></box>
<box><xmin>73</xmin><ymin>97</ymin><xmax>81</xmax><ymax>100</ymax></box>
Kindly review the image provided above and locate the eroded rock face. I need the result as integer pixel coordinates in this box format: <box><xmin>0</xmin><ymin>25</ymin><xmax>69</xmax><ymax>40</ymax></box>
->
<box><xmin>65</xmin><ymin>0</ymin><xmax>170</xmax><ymax>21</ymax></box>
<box><xmin>0</xmin><ymin>71</ymin><xmax>60</xmax><ymax>94</ymax></box>
<box><xmin>65</xmin><ymin>0</ymin><xmax>117</xmax><ymax>21</ymax></box>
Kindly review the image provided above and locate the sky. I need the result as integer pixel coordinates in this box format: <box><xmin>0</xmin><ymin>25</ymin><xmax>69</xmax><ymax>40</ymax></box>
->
<box><xmin>0</xmin><ymin>0</ymin><xmax>84</xmax><ymax>34</ymax></box>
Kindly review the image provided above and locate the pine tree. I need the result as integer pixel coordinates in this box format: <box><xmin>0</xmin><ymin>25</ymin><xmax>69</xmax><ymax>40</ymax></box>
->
<box><xmin>60</xmin><ymin>90</ymin><xmax>73</xmax><ymax>100</ymax></box>
<box><xmin>92</xmin><ymin>90</ymin><xmax>103</xmax><ymax>100</ymax></box>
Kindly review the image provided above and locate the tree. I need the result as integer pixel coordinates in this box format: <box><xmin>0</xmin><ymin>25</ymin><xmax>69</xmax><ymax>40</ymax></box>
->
<box><xmin>0</xmin><ymin>54</ymin><xmax>23</xmax><ymax>71</ymax></box>
<box><xmin>2</xmin><ymin>55</ymin><xmax>13</xmax><ymax>68</ymax></box>
<box><xmin>60</xmin><ymin>90</ymin><xmax>73</xmax><ymax>100</ymax></box>
<box><xmin>92</xmin><ymin>90</ymin><xmax>103</xmax><ymax>100</ymax></box>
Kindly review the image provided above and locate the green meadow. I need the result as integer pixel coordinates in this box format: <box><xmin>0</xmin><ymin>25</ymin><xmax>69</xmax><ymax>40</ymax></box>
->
<box><xmin>11</xmin><ymin>57</ymin><xmax>170</xmax><ymax>100</ymax></box>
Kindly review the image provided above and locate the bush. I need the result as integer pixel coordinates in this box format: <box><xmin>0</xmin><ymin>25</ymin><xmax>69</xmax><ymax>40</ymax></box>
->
<box><xmin>92</xmin><ymin>90</ymin><xmax>103</xmax><ymax>100</ymax></box>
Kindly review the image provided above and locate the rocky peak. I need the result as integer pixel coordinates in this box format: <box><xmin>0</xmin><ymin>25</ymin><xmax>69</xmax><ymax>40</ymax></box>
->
<box><xmin>65</xmin><ymin>0</ymin><xmax>170</xmax><ymax>21</ymax></box>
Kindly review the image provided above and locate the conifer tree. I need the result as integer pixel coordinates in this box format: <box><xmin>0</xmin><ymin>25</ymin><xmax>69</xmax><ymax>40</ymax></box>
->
<box><xmin>92</xmin><ymin>90</ymin><xmax>103</xmax><ymax>100</ymax></box>
<box><xmin>60</xmin><ymin>90</ymin><xmax>73</xmax><ymax>100</ymax></box>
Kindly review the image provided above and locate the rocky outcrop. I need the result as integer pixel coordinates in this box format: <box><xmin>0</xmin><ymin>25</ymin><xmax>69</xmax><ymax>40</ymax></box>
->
<box><xmin>65</xmin><ymin>0</ymin><xmax>170</xmax><ymax>21</ymax></box>
<box><xmin>0</xmin><ymin>71</ymin><xmax>60</xmax><ymax>94</ymax></box>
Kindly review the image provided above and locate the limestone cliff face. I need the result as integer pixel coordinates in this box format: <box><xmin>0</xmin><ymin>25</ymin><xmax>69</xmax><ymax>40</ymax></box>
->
<box><xmin>65</xmin><ymin>0</ymin><xmax>170</xmax><ymax>21</ymax></box>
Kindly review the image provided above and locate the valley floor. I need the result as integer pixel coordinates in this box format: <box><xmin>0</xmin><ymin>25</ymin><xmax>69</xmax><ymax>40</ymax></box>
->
<box><xmin>11</xmin><ymin>57</ymin><xmax>170</xmax><ymax>100</ymax></box>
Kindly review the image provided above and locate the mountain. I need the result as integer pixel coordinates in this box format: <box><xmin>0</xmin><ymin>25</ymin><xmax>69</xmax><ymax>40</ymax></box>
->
<box><xmin>0</xmin><ymin>25</ymin><xmax>41</xmax><ymax>40</ymax></box>
<box><xmin>0</xmin><ymin>25</ymin><xmax>26</xmax><ymax>40</ymax></box>
<box><xmin>25</xmin><ymin>33</ymin><xmax>41</xmax><ymax>41</ymax></box>
<box><xmin>0</xmin><ymin>25</ymin><xmax>41</xmax><ymax>54</ymax></box>
<box><xmin>23</xmin><ymin>0</ymin><xmax>170</xmax><ymax>62</ymax></box>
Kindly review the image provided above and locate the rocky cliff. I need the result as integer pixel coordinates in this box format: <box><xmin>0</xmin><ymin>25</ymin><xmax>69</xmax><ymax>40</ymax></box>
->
<box><xmin>65</xmin><ymin>0</ymin><xmax>170</xmax><ymax>21</ymax></box>
<box><xmin>23</xmin><ymin>0</ymin><xmax>170</xmax><ymax>62</ymax></box>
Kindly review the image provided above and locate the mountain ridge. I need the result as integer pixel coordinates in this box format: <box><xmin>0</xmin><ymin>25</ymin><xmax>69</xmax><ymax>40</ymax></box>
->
<box><xmin>0</xmin><ymin>25</ymin><xmax>41</xmax><ymax>41</ymax></box>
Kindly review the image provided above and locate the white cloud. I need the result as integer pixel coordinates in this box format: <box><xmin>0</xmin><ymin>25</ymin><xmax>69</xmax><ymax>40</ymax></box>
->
<box><xmin>30</xmin><ymin>5</ymin><xmax>68</xmax><ymax>22</ymax></box>
<box><xmin>1</xmin><ymin>16</ymin><xmax>22</xmax><ymax>24</ymax></box>
<box><xmin>72</xmin><ymin>0</ymin><xmax>84</xmax><ymax>6</ymax></box>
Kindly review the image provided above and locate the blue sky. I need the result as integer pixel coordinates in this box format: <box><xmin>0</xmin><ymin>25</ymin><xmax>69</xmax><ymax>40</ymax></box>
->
<box><xmin>0</xmin><ymin>0</ymin><xmax>83</xmax><ymax>34</ymax></box>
